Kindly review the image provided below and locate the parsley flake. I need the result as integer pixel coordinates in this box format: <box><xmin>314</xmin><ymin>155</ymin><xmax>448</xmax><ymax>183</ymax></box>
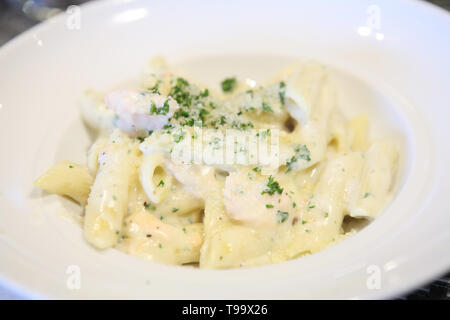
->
<box><xmin>261</xmin><ymin>175</ymin><xmax>283</xmax><ymax>196</ymax></box>
<box><xmin>262</xmin><ymin>102</ymin><xmax>273</xmax><ymax>113</ymax></box>
<box><xmin>286</xmin><ymin>145</ymin><xmax>311</xmax><ymax>172</ymax></box>
<box><xmin>221</xmin><ymin>77</ymin><xmax>237</xmax><ymax>93</ymax></box>
<box><xmin>276</xmin><ymin>210</ymin><xmax>289</xmax><ymax>223</ymax></box>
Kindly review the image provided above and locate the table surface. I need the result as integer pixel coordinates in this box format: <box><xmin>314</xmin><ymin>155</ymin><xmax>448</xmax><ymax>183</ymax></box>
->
<box><xmin>0</xmin><ymin>0</ymin><xmax>449</xmax><ymax>300</ymax></box>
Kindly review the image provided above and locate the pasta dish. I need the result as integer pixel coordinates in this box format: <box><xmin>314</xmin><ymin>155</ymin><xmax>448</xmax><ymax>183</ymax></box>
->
<box><xmin>34</xmin><ymin>58</ymin><xmax>398</xmax><ymax>268</ymax></box>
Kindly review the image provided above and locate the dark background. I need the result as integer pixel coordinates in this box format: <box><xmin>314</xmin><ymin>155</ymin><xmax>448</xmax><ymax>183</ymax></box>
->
<box><xmin>0</xmin><ymin>0</ymin><xmax>449</xmax><ymax>300</ymax></box>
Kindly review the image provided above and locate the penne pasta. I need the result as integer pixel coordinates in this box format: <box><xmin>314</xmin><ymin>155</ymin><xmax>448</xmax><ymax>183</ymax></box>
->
<box><xmin>34</xmin><ymin>58</ymin><xmax>399</xmax><ymax>268</ymax></box>
<box><xmin>34</xmin><ymin>161</ymin><xmax>93</xmax><ymax>205</ymax></box>
<box><xmin>83</xmin><ymin>130</ymin><xmax>140</xmax><ymax>249</ymax></box>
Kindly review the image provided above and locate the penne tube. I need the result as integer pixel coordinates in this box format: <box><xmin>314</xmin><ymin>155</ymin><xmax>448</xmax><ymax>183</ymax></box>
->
<box><xmin>83</xmin><ymin>130</ymin><xmax>140</xmax><ymax>249</ymax></box>
<box><xmin>34</xmin><ymin>161</ymin><xmax>93</xmax><ymax>205</ymax></box>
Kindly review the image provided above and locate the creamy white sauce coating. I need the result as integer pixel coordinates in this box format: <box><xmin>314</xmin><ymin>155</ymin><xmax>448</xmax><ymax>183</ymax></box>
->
<box><xmin>35</xmin><ymin>58</ymin><xmax>399</xmax><ymax>268</ymax></box>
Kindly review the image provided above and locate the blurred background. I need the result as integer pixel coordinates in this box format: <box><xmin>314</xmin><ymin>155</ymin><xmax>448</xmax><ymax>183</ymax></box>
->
<box><xmin>0</xmin><ymin>0</ymin><xmax>89</xmax><ymax>44</ymax></box>
<box><xmin>1</xmin><ymin>0</ymin><xmax>449</xmax><ymax>45</ymax></box>
<box><xmin>0</xmin><ymin>0</ymin><xmax>449</xmax><ymax>300</ymax></box>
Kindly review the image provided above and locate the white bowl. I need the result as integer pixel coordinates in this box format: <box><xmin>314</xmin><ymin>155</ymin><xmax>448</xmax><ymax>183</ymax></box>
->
<box><xmin>0</xmin><ymin>0</ymin><xmax>449</xmax><ymax>299</ymax></box>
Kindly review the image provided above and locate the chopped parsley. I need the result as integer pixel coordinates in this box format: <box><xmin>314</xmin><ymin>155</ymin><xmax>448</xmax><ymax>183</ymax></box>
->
<box><xmin>180</xmin><ymin>118</ymin><xmax>195</xmax><ymax>127</ymax></box>
<box><xmin>172</xmin><ymin>208</ymin><xmax>179</xmax><ymax>213</ymax></box>
<box><xmin>219</xmin><ymin>115</ymin><xmax>227</xmax><ymax>125</ymax></box>
<box><xmin>173</xmin><ymin>109</ymin><xmax>190</xmax><ymax>119</ymax></box>
<box><xmin>286</xmin><ymin>145</ymin><xmax>311</xmax><ymax>172</ymax></box>
<box><xmin>221</xmin><ymin>77</ymin><xmax>237</xmax><ymax>93</ymax></box>
<box><xmin>176</xmin><ymin>77</ymin><xmax>189</xmax><ymax>87</ymax></box>
<box><xmin>143</xmin><ymin>202</ymin><xmax>157</xmax><ymax>211</ymax></box>
<box><xmin>261</xmin><ymin>175</ymin><xmax>283</xmax><ymax>196</ymax></box>
<box><xmin>262</xmin><ymin>102</ymin><xmax>273</xmax><ymax>112</ymax></box>
<box><xmin>262</xmin><ymin>102</ymin><xmax>273</xmax><ymax>113</ymax></box>
<box><xmin>199</xmin><ymin>88</ymin><xmax>209</xmax><ymax>97</ymax></box>
<box><xmin>169</xmin><ymin>77</ymin><xmax>192</xmax><ymax>107</ymax></box>
<box><xmin>260</xmin><ymin>129</ymin><xmax>271</xmax><ymax>139</ymax></box>
<box><xmin>199</xmin><ymin>108</ymin><xmax>209</xmax><ymax>123</ymax></box>
<box><xmin>149</xmin><ymin>100</ymin><xmax>170</xmax><ymax>115</ymax></box>
<box><xmin>157</xmin><ymin>180</ymin><xmax>164</xmax><ymax>187</ymax></box>
<box><xmin>279</xmin><ymin>81</ymin><xmax>286</xmax><ymax>105</ymax></box>
<box><xmin>147</xmin><ymin>80</ymin><xmax>161</xmax><ymax>94</ymax></box>
<box><xmin>173</xmin><ymin>129</ymin><xmax>186</xmax><ymax>143</ymax></box>
<box><xmin>324</xmin><ymin>212</ymin><xmax>329</xmax><ymax>218</ymax></box>
<box><xmin>252</xmin><ymin>166</ymin><xmax>261</xmax><ymax>173</ymax></box>
<box><xmin>364</xmin><ymin>192</ymin><xmax>371</xmax><ymax>198</ymax></box>
<box><xmin>266</xmin><ymin>204</ymin><xmax>274</xmax><ymax>209</ymax></box>
<box><xmin>69</xmin><ymin>165</ymin><xmax>74</xmax><ymax>168</ymax></box>
<box><xmin>231</xmin><ymin>120</ymin><xmax>254</xmax><ymax>130</ymax></box>
<box><xmin>276</xmin><ymin>210</ymin><xmax>289</xmax><ymax>223</ymax></box>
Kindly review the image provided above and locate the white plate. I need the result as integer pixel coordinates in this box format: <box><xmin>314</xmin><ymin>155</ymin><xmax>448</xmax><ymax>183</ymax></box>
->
<box><xmin>1</xmin><ymin>0</ymin><xmax>450</xmax><ymax>299</ymax></box>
